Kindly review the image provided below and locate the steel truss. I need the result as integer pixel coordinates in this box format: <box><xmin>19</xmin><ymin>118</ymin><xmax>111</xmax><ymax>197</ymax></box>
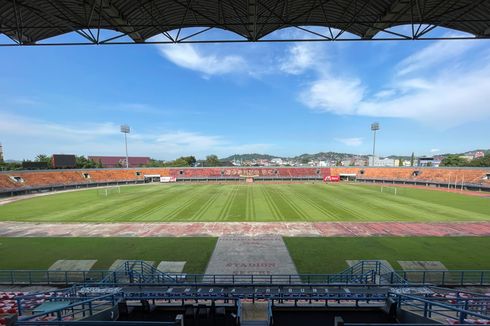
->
<box><xmin>0</xmin><ymin>0</ymin><xmax>489</xmax><ymax>46</ymax></box>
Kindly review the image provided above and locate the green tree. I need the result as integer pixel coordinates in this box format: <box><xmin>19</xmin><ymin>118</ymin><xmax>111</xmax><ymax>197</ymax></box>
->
<box><xmin>399</xmin><ymin>158</ymin><xmax>404</xmax><ymax>167</ymax></box>
<box><xmin>0</xmin><ymin>161</ymin><xmax>22</xmax><ymax>171</ymax></box>
<box><xmin>144</xmin><ymin>159</ymin><xmax>165</xmax><ymax>167</ymax></box>
<box><xmin>172</xmin><ymin>158</ymin><xmax>191</xmax><ymax>167</ymax></box>
<box><xmin>75</xmin><ymin>156</ymin><xmax>97</xmax><ymax>168</ymax></box>
<box><xmin>469</xmin><ymin>155</ymin><xmax>490</xmax><ymax>167</ymax></box>
<box><xmin>206</xmin><ymin>154</ymin><xmax>219</xmax><ymax>166</ymax></box>
<box><xmin>181</xmin><ymin>156</ymin><xmax>197</xmax><ymax>166</ymax></box>
<box><xmin>95</xmin><ymin>160</ymin><xmax>103</xmax><ymax>168</ymax></box>
<box><xmin>36</xmin><ymin>154</ymin><xmax>51</xmax><ymax>163</ymax></box>
<box><xmin>440</xmin><ymin>154</ymin><xmax>468</xmax><ymax>167</ymax></box>
<box><xmin>410</xmin><ymin>152</ymin><xmax>415</xmax><ymax>167</ymax></box>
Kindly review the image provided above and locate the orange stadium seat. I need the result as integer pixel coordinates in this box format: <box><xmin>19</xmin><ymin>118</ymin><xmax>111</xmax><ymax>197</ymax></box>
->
<box><xmin>1</xmin><ymin>167</ymin><xmax>489</xmax><ymax>192</ymax></box>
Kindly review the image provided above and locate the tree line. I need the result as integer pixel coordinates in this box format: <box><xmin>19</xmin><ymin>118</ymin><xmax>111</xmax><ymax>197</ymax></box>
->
<box><xmin>2</xmin><ymin>153</ymin><xmax>489</xmax><ymax>171</ymax></box>
<box><xmin>440</xmin><ymin>154</ymin><xmax>490</xmax><ymax>167</ymax></box>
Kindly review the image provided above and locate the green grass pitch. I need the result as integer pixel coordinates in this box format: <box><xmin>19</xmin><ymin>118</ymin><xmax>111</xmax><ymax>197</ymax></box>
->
<box><xmin>284</xmin><ymin>237</ymin><xmax>490</xmax><ymax>273</ymax></box>
<box><xmin>1</xmin><ymin>183</ymin><xmax>489</xmax><ymax>222</ymax></box>
<box><xmin>0</xmin><ymin>237</ymin><xmax>217</xmax><ymax>273</ymax></box>
<box><xmin>1</xmin><ymin>236</ymin><xmax>489</xmax><ymax>273</ymax></box>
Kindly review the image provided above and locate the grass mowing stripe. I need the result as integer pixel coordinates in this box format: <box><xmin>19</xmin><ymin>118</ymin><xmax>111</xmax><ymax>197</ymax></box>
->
<box><xmin>118</xmin><ymin>185</ymin><xmax>190</xmax><ymax>221</ymax></box>
<box><xmin>261</xmin><ymin>185</ymin><xmax>283</xmax><ymax>221</ymax></box>
<box><xmin>165</xmin><ymin>186</ymin><xmax>213</xmax><ymax>221</ymax></box>
<box><xmin>343</xmin><ymin>184</ymin><xmax>490</xmax><ymax>221</ymax></box>
<box><xmin>0</xmin><ymin>237</ymin><xmax>217</xmax><ymax>273</ymax></box>
<box><xmin>245</xmin><ymin>186</ymin><xmax>254</xmax><ymax>221</ymax></box>
<box><xmin>171</xmin><ymin>185</ymin><xmax>219</xmax><ymax>221</ymax></box>
<box><xmin>192</xmin><ymin>187</ymin><xmax>225</xmax><ymax>220</ymax></box>
<box><xmin>284</xmin><ymin>236</ymin><xmax>490</xmax><ymax>274</ymax></box>
<box><xmin>1</xmin><ymin>183</ymin><xmax>489</xmax><ymax>222</ymax></box>
<box><xmin>217</xmin><ymin>185</ymin><xmax>239</xmax><ymax>221</ymax></box>
<box><xmin>273</xmin><ymin>185</ymin><xmax>309</xmax><ymax>221</ymax></box>
<box><xmin>291</xmin><ymin>187</ymin><xmax>338</xmax><ymax>220</ymax></box>
<box><xmin>228</xmin><ymin>186</ymin><xmax>248</xmax><ymax>221</ymax></box>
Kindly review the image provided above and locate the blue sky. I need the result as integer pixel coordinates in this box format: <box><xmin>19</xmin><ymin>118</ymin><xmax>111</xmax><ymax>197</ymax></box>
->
<box><xmin>1</xmin><ymin>28</ymin><xmax>490</xmax><ymax>161</ymax></box>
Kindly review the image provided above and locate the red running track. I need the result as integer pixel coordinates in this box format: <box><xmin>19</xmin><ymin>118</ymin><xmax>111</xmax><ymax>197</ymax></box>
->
<box><xmin>0</xmin><ymin>222</ymin><xmax>489</xmax><ymax>237</ymax></box>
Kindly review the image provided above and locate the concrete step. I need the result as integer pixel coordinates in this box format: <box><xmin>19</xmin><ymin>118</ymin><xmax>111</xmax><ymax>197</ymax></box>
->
<box><xmin>241</xmin><ymin>321</ymin><xmax>269</xmax><ymax>326</ymax></box>
<box><xmin>241</xmin><ymin>302</ymin><xmax>268</xmax><ymax>321</ymax></box>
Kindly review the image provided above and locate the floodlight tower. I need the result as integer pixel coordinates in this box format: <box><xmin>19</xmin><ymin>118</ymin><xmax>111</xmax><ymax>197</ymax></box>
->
<box><xmin>120</xmin><ymin>125</ymin><xmax>130</xmax><ymax>168</ymax></box>
<box><xmin>371</xmin><ymin>122</ymin><xmax>380</xmax><ymax>166</ymax></box>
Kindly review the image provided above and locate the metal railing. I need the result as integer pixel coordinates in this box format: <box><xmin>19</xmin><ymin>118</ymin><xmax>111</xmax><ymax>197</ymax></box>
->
<box><xmin>1</xmin><ymin>269</ymin><xmax>488</xmax><ymax>287</ymax></box>
<box><xmin>390</xmin><ymin>293</ymin><xmax>490</xmax><ymax>324</ymax></box>
<box><xmin>396</xmin><ymin>270</ymin><xmax>490</xmax><ymax>286</ymax></box>
<box><xmin>17</xmin><ymin>293</ymin><xmax>120</xmax><ymax>323</ymax></box>
<box><xmin>0</xmin><ymin>270</ymin><xmax>111</xmax><ymax>286</ymax></box>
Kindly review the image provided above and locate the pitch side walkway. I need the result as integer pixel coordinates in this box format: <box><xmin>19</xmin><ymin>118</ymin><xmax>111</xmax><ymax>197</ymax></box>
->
<box><xmin>0</xmin><ymin>222</ymin><xmax>490</xmax><ymax>237</ymax></box>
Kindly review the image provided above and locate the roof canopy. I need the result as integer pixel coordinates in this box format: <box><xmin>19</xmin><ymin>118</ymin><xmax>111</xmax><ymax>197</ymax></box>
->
<box><xmin>1</xmin><ymin>0</ymin><xmax>489</xmax><ymax>45</ymax></box>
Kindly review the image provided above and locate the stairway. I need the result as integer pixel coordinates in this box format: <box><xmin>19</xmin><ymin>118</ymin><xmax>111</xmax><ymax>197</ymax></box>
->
<box><xmin>241</xmin><ymin>302</ymin><xmax>269</xmax><ymax>326</ymax></box>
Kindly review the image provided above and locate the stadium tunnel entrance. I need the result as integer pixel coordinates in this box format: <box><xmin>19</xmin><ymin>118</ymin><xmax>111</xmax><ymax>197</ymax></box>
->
<box><xmin>144</xmin><ymin>174</ymin><xmax>161</xmax><ymax>183</ymax></box>
<box><xmin>339</xmin><ymin>173</ymin><xmax>357</xmax><ymax>181</ymax></box>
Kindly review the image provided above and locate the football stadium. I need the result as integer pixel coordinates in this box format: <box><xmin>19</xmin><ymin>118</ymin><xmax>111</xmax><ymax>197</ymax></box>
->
<box><xmin>1</xmin><ymin>1</ymin><xmax>490</xmax><ymax>326</ymax></box>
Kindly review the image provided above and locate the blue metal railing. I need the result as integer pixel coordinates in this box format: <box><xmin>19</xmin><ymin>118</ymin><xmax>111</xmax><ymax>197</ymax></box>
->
<box><xmin>17</xmin><ymin>293</ymin><xmax>120</xmax><ymax>323</ymax></box>
<box><xmin>2</xmin><ymin>270</ymin><xmax>489</xmax><ymax>287</ymax></box>
<box><xmin>390</xmin><ymin>293</ymin><xmax>490</xmax><ymax>324</ymax></box>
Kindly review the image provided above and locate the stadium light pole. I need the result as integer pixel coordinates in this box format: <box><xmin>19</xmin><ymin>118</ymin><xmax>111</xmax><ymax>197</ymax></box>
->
<box><xmin>120</xmin><ymin>125</ymin><xmax>130</xmax><ymax>168</ymax></box>
<box><xmin>371</xmin><ymin>122</ymin><xmax>380</xmax><ymax>166</ymax></box>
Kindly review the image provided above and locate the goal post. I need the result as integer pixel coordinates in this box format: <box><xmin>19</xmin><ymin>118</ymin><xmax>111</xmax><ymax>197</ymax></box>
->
<box><xmin>380</xmin><ymin>185</ymin><xmax>397</xmax><ymax>195</ymax></box>
<box><xmin>97</xmin><ymin>186</ymin><xmax>121</xmax><ymax>197</ymax></box>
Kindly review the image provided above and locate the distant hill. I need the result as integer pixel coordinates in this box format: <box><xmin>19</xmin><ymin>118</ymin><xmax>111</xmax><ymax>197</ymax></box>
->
<box><xmin>221</xmin><ymin>152</ymin><xmax>368</xmax><ymax>163</ymax></box>
<box><xmin>221</xmin><ymin>153</ymin><xmax>279</xmax><ymax>161</ymax></box>
<box><xmin>220</xmin><ymin>149</ymin><xmax>489</xmax><ymax>163</ymax></box>
<box><xmin>294</xmin><ymin>152</ymin><xmax>367</xmax><ymax>162</ymax></box>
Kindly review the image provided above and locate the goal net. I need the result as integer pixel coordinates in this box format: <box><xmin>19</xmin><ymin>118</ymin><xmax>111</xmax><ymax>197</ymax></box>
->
<box><xmin>380</xmin><ymin>185</ymin><xmax>398</xmax><ymax>195</ymax></box>
<box><xmin>97</xmin><ymin>186</ymin><xmax>121</xmax><ymax>197</ymax></box>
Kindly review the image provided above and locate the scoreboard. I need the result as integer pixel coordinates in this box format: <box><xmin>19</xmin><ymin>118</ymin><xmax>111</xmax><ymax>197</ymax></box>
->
<box><xmin>52</xmin><ymin>154</ymin><xmax>76</xmax><ymax>168</ymax></box>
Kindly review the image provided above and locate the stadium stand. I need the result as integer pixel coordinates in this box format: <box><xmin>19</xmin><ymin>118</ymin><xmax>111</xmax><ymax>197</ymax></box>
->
<box><xmin>1</xmin><ymin>167</ymin><xmax>489</xmax><ymax>195</ymax></box>
<box><xmin>167</xmin><ymin>167</ymin><xmax>329</xmax><ymax>178</ymax></box>
<box><xmin>331</xmin><ymin>167</ymin><xmax>490</xmax><ymax>186</ymax></box>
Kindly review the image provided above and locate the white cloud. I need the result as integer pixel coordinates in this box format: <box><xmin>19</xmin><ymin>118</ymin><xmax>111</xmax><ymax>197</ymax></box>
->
<box><xmin>156</xmin><ymin>43</ymin><xmax>246</xmax><ymax>76</ymax></box>
<box><xmin>335</xmin><ymin>137</ymin><xmax>363</xmax><ymax>146</ymax></box>
<box><xmin>299</xmin><ymin>77</ymin><xmax>365</xmax><ymax>115</ymax></box>
<box><xmin>297</xmin><ymin>39</ymin><xmax>490</xmax><ymax>128</ymax></box>
<box><xmin>0</xmin><ymin>112</ymin><xmax>120</xmax><ymax>139</ymax></box>
<box><xmin>396</xmin><ymin>39</ymin><xmax>477</xmax><ymax>76</ymax></box>
<box><xmin>357</xmin><ymin>65</ymin><xmax>490</xmax><ymax>127</ymax></box>
<box><xmin>279</xmin><ymin>43</ymin><xmax>327</xmax><ymax>74</ymax></box>
<box><xmin>374</xmin><ymin>89</ymin><xmax>396</xmax><ymax>99</ymax></box>
<box><xmin>431</xmin><ymin>149</ymin><xmax>440</xmax><ymax>153</ymax></box>
<box><xmin>0</xmin><ymin>112</ymin><xmax>271</xmax><ymax>160</ymax></box>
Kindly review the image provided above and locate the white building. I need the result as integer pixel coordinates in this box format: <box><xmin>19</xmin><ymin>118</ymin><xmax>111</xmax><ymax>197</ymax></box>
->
<box><xmin>368</xmin><ymin>156</ymin><xmax>399</xmax><ymax>167</ymax></box>
<box><xmin>271</xmin><ymin>158</ymin><xmax>283</xmax><ymax>165</ymax></box>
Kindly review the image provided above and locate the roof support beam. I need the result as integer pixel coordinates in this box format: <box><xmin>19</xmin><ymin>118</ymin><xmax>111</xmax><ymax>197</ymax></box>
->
<box><xmin>362</xmin><ymin>0</ymin><xmax>413</xmax><ymax>39</ymax></box>
<box><xmin>0</xmin><ymin>0</ymin><xmax>488</xmax><ymax>45</ymax></box>
<box><xmin>95</xmin><ymin>0</ymin><xmax>145</xmax><ymax>43</ymax></box>
<box><xmin>247</xmin><ymin>0</ymin><xmax>257</xmax><ymax>41</ymax></box>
